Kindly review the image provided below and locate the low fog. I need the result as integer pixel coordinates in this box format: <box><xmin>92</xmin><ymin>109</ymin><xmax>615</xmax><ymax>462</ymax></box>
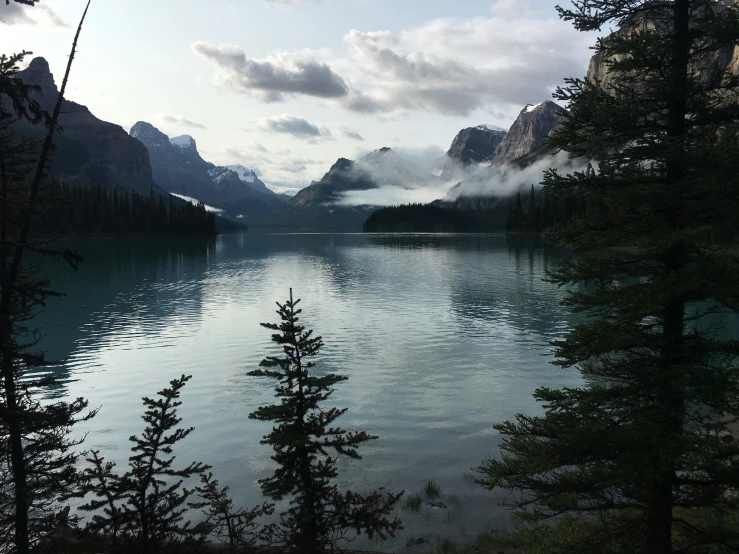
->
<box><xmin>336</xmin><ymin>150</ymin><xmax>590</xmax><ymax>208</ymax></box>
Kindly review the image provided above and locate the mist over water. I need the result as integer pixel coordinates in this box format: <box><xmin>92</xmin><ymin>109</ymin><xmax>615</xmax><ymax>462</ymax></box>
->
<box><xmin>39</xmin><ymin>232</ymin><xmax>582</xmax><ymax>551</ymax></box>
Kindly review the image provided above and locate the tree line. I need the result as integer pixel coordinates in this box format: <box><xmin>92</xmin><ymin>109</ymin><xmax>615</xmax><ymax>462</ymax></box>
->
<box><xmin>42</xmin><ymin>183</ymin><xmax>218</xmax><ymax>237</ymax></box>
<box><xmin>505</xmin><ymin>184</ymin><xmax>585</xmax><ymax>234</ymax></box>
<box><xmin>363</xmin><ymin>203</ymin><xmax>497</xmax><ymax>232</ymax></box>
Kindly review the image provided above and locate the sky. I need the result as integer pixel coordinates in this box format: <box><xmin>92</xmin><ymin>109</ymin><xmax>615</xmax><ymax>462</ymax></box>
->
<box><xmin>2</xmin><ymin>0</ymin><xmax>598</xmax><ymax>194</ymax></box>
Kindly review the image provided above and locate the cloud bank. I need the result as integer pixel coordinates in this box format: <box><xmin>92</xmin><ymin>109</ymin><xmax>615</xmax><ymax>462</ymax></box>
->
<box><xmin>336</xmin><ymin>151</ymin><xmax>589</xmax><ymax>207</ymax></box>
<box><xmin>192</xmin><ymin>13</ymin><xmax>594</xmax><ymax>116</ymax></box>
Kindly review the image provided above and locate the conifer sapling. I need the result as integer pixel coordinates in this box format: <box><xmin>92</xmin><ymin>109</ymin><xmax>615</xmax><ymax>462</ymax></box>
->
<box><xmin>249</xmin><ymin>289</ymin><xmax>403</xmax><ymax>553</ymax></box>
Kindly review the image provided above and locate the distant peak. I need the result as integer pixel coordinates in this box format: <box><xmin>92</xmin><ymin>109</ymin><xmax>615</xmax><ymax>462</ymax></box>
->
<box><xmin>226</xmin><ymin>164</ymin><xmax>257</xmax><ymax>183</ymax></box>
<box><xmin>170</xmin><ymin>135</ymin><xmax>196</xmax><ymax>149</ymax></box>
<box><xmin>130</xmin><ymin>121</ymin><xmax>169</xmax><ymax>142</ymax></box>
<box><xmin>18</xmin><ymin>57</ymin><xmax>57</xmax><ymax>93</ymax></box>
<box><xmin>28</xmin><ymin>57</ymin><xmax>51</xmax><ymax>72</ymax></box>
<box><xmin>130</xmin><ymin>120</ymin><xmax>157</xmax><ymax>133</ymax></box>
<box><xmin>475</xmin><ymin>124</ymin><xmax>508</xmax><ymax>134</ymax></box>
<box><xmin>378</xmin><ymin>146</ymin><xmax>392</xmax><ymax>153</ymax></box>
<box><xmin>331</xmin><ymin>158</ymin><xmax>354</xmax><ymax>172</ymax></box>
<box><xmin>524</xmin><ymin>102</ymin><xmax>544</xmax><ymax>113</ymax></box>
<box><xmin>522</xmin><ymin>101</ymin><xmax>560</xmax><ymax>114</ymax></box>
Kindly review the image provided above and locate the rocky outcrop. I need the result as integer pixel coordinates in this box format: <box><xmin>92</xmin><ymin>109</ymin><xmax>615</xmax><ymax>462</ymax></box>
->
<box><xmin>446</xmin><ymin>125</ymin><xmax>507</xmax><ymax>165</ymax></box>
<box><xmin>491</xmin><ymin>101</ymin><xmax>565</xmax><ymax>164</ymax></box>
<box><xmin>440</xmin><ymin>125</ymin><xmax>508</xmax><ymax>181</ymax></box>
<box><xmin>587</xmin><ymin>0</ymin><xmax>739</xmax><ymax>86</ymax></box>
<box><xmin>14</xmin><ymin>58</ymin><xmax>166</xmax><ymax>195</ymax></box>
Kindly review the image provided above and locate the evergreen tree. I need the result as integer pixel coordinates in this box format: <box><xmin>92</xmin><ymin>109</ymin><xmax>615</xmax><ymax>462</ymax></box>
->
<box><xmin>0</xmin><ymin>10</ymin><xmax>94</xmax><ymax>552</ymax></box>
<box><xmin>77</xmin><ymin>375</ymin><xmax>211</xmax><ymax>554</ymax></box>
<box><xmin>249</xmin><ymin>290</ymin><xmax>403</xmax><ymax>553</ymax></box>
<box><xmin>477</xmin><ymin>0</ymin><xmax>739</xmax><ymax>551</ymax></box>
<box><xmin>189</xmin><ymin>472</ymin><xmax>274</xmax><ymax>553</ymax></box>
<box><xmin>513</xmin><ymin>191</ymin><xmax>523</xmax><ymax>232</ymax></box>
<box><xmin>526</xmin><ymin>184</ymin><xmax>537</xmax><ymax>231</ymax></box>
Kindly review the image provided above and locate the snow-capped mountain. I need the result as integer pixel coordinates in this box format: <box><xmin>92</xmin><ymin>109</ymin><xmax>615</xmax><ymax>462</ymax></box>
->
<box><xmin>170</xmin><ymin>135</ymin><xmax>197</xmax><ymax>149</ymax></box>
<box><xmin>130</xmin><ymin>122</ymin><xmax>285</xmax><ymax>221</ymax></box>
<box><xmin>226</xmin><ymin>165</ymin><xmax>274</xmax><ymax>196</ymax></box>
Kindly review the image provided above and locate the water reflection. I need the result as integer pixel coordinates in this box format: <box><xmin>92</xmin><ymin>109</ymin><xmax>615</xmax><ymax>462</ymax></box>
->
<box><xmin>38</xmin><ymin>232</ymin><xmax>582</xmax><ymax>551</ymax></box>
<box><xmin>39</xmin><ymin>236</ymin><xmax>216</xmax><ymax>398</ymax></box>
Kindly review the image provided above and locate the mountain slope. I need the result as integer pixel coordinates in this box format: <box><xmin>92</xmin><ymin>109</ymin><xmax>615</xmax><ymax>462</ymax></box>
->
<box><xmin>277</xmin><ymin>148</ymin><xmax>438</xmax><ymax>228</ymax></box>
<box><xmin>491</xmin><ymin>101</ymin><xmax>565</xmax><ymax>164</ymax></box>
<box><xmin>129</xmin><ymin>122</ymin><xmax>284</xmax><ymax>222</ymax></box>
<box><xmin>13</xmin><ymin>58</ymin><xmax>166</xmax><ymax>196</ymax></box>
<box><xmin>440</xmin><ymin>124</ymin><xmax>508</xmax><ymax>181</ymax></box>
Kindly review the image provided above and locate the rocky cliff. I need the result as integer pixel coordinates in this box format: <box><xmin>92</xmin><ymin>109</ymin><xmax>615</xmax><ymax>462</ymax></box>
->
<box><xmin>14</xmin><ymin>58</ymin><xmax>165</xmax><ymax>195</ymax></box>
<box><xmin>446</xmin><ymin>125</ymin><xmax>507</xmax><ymax>164</ymax></box>
<box><xmin>587</xmin><ymin>0</ymin><xmax>739</xmax><ymax>86</ymax></box>
<box><xmin>440</xmin><ymin>124</ymin><xmax>508</xmax><ymax>181</ymax></box>
<box><xmin>491</xmin><ymin>101</ymin><xmax>565</xmax><ymax>164</ymax></box>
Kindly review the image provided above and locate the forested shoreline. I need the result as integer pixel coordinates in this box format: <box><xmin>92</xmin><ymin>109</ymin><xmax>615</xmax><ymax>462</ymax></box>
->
<box><xmin>40</xmin><ymin>183</ymin><xmax>219</xmax><ymax>237</ymax></box>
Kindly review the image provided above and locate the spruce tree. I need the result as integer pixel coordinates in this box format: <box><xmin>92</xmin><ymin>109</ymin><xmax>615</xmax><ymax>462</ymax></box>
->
<box><xmin>189</xmin><ymin>472</ymin><xmax>274</xmax><ymax>552</ymax></box>
<box><xmin>77</xmin><ymin>375</ymin><xmax>211</xmax><ymax>554</ymax></box>
<box><xmin>477</xmin><ymin>0</ymin><xmax>739</xmax><ymax>552</ymax></box>
<box><xmin>249</xmin><ymin>290</ymin><xmax>403</xmax><ymax>553</ymax></box>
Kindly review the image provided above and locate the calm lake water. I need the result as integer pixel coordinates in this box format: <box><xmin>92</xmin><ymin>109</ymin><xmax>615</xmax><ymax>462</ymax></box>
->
<box><xmin>38</xmin><ymin>232</ymin><xmax>582</xmax><ymax>551</ymax></box>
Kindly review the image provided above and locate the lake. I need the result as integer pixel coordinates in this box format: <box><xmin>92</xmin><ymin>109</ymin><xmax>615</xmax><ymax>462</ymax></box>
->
<box><xmin>38</xmin><ymin>232</ymin><xmax>582</xmax><ymax>551</ymax></box>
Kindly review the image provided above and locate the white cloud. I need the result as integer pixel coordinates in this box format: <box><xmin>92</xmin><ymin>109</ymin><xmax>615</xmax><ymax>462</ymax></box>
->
<box><xmin>1</xmin><ymin>1</ymin><xmax>69</xmax><ymax>26</ymax></box>
<box><xmin>255</xmin><ymin>114</ymin><xmax>332</xmax><ymax>138</ymax></box>
<box><xmin>191</xmin><ymin>42</ymin><xmax>349</xmax><ymax>102</ymax></box>
<box><xmin>193</xmin><ymin>13</ymin><xmax>594</xmax><ymax>117</ymax></box>
<box><xmin>338</xmin><ymin>184</ymin><xmax>450</xmax><ymax>207</ymax></box>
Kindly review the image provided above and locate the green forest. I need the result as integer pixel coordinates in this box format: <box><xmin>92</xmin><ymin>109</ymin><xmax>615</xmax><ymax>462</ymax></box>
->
<box><xmin>42</xmin><ymin>183</ymin><xmax>218</xmax><ymax>237</ymax></box>
<box><xmin>505</xmin><ymin>185</ymin><xmax>585</xmax><ymax>233</ymax></box>
<box><xmin>362</xmin><ymin>203</ymin><xmax>502</xmax><ymax>232</ymax></box>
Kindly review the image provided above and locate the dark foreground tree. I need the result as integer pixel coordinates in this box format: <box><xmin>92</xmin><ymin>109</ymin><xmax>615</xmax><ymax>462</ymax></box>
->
<box><xmin>249</xmin><ymin>290</ymin><xmax>403</xmax><ymax>553</ymax></box>
<box><xmin>0</xmin><ymin>5</ymin><xmax>95</xmax><ymax>553</ymax></box>
<box><xmin>477</xmin><ymin>0</ymin><xmax>739</xmax><ymax>552</ymax></box>
<box><xmin>77</xmin><ymin>375</ymin><xmax>211</xmax><ymax>554</ymax></box>
<box><xmin>189</xmin><ymin>472</ymin><xmax>274</xmax><ymax>553</ymax></box>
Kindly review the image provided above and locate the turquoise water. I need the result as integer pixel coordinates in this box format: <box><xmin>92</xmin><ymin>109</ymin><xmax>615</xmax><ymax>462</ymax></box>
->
<box><xmin>39</xmin><ymin>232</ymin><xmax>582</xmax><ymax>551</ymax></box>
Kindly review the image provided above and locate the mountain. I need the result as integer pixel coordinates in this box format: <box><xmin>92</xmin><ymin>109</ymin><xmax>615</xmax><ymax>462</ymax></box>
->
<box><xmin>12</xmin><ymin>58</ymin><xmax>166</xmax><ymax>196</ymax></box>
<box><xmin>277</xmin><ymin>147</ymin><xmax>439</xmax><ymax>228</ymax></box>
<box><xmin>225</xmin><ymin>164</ymin><xmax>273</xmax><ymax>196</ymax></box>
<box><xmin>491</xmin><ymin>101</ymin><xmax>566</xmax><ymax>164</ymax></box>
<box><xmin>440</xmin><ymin>124</ymin><xmax>508</xmax><ymax>181</ymax></box>
<box><xmin>287</xmin><ymin>158</ymin><xmax>374</xmax><ymax>208</ymax></box>
<box><xmin>129</xmin><ymin>122</ymin><xmax>284</xmax><ymax>222</ymax></box>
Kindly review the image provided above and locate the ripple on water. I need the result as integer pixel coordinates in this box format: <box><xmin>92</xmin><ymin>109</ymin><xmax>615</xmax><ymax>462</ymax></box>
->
<box><xmin>38</xmin><ymin>232</ymin><xmax>581</xmax><ymax>551</ymax></box>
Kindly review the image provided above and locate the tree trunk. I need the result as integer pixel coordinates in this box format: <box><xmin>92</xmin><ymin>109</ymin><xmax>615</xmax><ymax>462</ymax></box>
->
<box><xmin>647</xmin><ymin>298</ymin><xmax>686</xmax><ymax>554</ymax></box>
<box><xmin>1</xmin><ymin>341</ymin><xmax>29</xmax><ymax>554</ymax></box>
<box><xmin>644</xmin><ymin>0</ymin><xmax>691</xmax><ymax>547</ymax></box>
